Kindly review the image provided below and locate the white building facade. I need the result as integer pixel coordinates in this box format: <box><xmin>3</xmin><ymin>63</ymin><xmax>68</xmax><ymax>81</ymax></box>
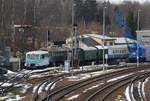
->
<box><xmin>136</xmin><ymin>30</ymin><xmax>150</xmax><ymax>61</ymax></box>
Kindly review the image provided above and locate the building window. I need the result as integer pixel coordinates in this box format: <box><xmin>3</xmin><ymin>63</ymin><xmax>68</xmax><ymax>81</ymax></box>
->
<box><xmin>110</xmin><ymin>42</ymin><xmax>113</xmax><ymax>45</ymax></box>
<box><xmin>104</xmin><ymin>42</ymin><xmax>107</xmax><ymax>46</ymax></box>
<box><xmin>113</xmin><ymin>50</ymin><xmax>115</xmax><ymax>54</ymax></box>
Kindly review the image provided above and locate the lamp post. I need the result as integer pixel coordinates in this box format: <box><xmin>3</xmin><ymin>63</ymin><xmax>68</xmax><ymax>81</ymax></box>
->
<box><xmin>103</xmin><ymin>6</ymin><xmax>106</xmax><ymax>71</ymax></box>
<box><xmin>10</xmin><ymin>0</ymin><xmax>16</xmax><ymax>55</ymax></box>
<box><xmin>137</xmin><ymin>9</ymin><xmax>141</xmax><ymax>67</ymax></box>
<box><xmin>71</xmin><ymin>0</ymin><xmax>75</xmax><ymax>70</ymax></box>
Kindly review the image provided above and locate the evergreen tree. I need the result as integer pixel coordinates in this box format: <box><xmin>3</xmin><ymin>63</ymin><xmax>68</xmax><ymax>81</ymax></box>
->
<box><xmin>126</xmin><ymin>11</ymin><xmax>137</xmax><ymax>38</ymax></box>
<box><xmin>96</xmin><ymin>7</ymin><xmax>111</xmax><ymax>27</ymax></box>
<box><xmin>74</xmin><ymin>0</ymin><xmax>84</xmax><ymax>23</ymax></box>
<box><xmin>96</xmin><ymin>8</ymin><xmax>103</xmax><ymax>24</ymax></box>
<box><xmin>135</xmin><ymin>11</ymin><xmax>141</xmax><ymax>30</ymax></box>
<box><xmin>84</xmin><ymin>0</ymin><xmax>97</xmax><ymax>24</ymax></box>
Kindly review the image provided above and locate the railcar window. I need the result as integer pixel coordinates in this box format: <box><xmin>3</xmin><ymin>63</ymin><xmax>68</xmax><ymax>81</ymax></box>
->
<box><xmin>113</xmin><ymin>50</ymin><xmax>115</xmax><ymax>54</ymax></box>
<box><xmin>116</xmin><ymin>50</ymin><xmax>118</xmax><ymax>53</ymax></box>
<box><xmin>41</xmin><ymin>54</ymin><xmax>45</xmax><ymax>59</ymax></box>
<box><xmin>123</xmin><ymin>50</ymin><xmax>125</xmax><ymax>53</ymax></box>
<box><xmin>41</xmin><ymin>54</ymin><xmax>48</xmax><ymax>59</ymax></box>
<box><xmin>120</xmin><ymin>50</ymin><xmax>122</xmax><ymax>53</ymax></box>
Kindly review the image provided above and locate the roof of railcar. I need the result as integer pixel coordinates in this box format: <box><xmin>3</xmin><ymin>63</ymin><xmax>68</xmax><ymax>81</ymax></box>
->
<box><xmin>26</xmin><ymin>50</ymin><xmax>48</xmax><ymax>55</ymax></box>
<box><xmin>40</xmin><ymin>46</ymin><xmax>70</xmax><ymax>52</ymax></box>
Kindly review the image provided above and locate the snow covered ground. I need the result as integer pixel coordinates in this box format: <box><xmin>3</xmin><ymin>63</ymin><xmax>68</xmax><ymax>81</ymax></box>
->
<box><xmin>0</xmin><ymin>82</ymin><xmax>31</xmax><ymax>101</ymax></box>
<box><xmin>66</xmin><ymin>69</ymin><xmax>121</xmax><ymax>81</ymax></box>
<box><xmin>0</xmin><ymin>94</ymin><xmax>25</xmax><ymax>101</ymax></box>
<box><xmin>107</xmin><ymin>73</ymin><xmax>133</xmax><ymax>83</ymax></box>
<box><xmin>67</xmin><ymin>94</ymin><xmax>79</xmax><ymax>100</ymax></box>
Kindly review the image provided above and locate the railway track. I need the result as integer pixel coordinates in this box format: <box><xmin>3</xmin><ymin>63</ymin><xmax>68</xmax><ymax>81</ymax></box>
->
<box><xmin>32</xmin><ymin>67</ymin><xmax>111</xmax><ymax>101</ymax></box>
<box><xmin>41</xmin><ymin>66</ymin><xmax>150</xmax><ymax>101</ymax></box>
<box><xmin>0</xmin><ymin>70</ymin><xmax>31</xmax><ymax>96</ymax></box>
<box><xmin>139</xmin><ymin>78</ymin><xmax>147</xmax><ymax>101</ymax></box>
<box><xmin>33</xmin><ymin>77</ymin><xmax>62</xmax><ymax>101</ymax></box>
<box><xmin>129</xmin><ymin>74</ymin><xmax>148</xmax><ymax>101</ymax></box>
<box><xmin>86</xmin><ymin>71</ymin><xmax>150</xmax><ymax>101</ymax></box>
<box><xmin>32</xmin><ymin>68</ymin><xmax>102</xmax><ymax>101</ymax></box>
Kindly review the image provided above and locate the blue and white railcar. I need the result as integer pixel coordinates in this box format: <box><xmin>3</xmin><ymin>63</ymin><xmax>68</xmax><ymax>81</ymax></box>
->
<box><xmin>108</xmin><ymin>45</ymin><xmax>129</xmax><ymax>60</ymax></box>
<box><xmin>25</xmin><ymin>50</ymin><xmax>49</xmax><ymax>68</ymax></box>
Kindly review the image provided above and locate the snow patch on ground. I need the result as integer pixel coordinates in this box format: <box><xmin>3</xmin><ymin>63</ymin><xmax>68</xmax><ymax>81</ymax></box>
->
<box><xmin>5</xmin><ymin>95</ymin><xmax>24</xmax><ymax>101</ymax></box>
<box><xmin>0</xmin><ymin>95</ymin><xmax>24</xmax><ymax>101</ymax></box>
<box><xmin>51</xmin><ymin>83</ymin><xmax>56</xmax><ymax>90</ymax></box>
<box><xmin>138</xmin><ymin>82</ymin><xmax>141</xmax><ymax>96</ymax></box>
<box><xmin>33</xmin><ymin>84</ymin><xmax>39</xmax><ymax>93</ymax></box>
<box><xmin>22</xmin><ymin>84</ymin><xmax>31</xmax><ymax>94</ymax></box>
<box><xmin>29</xmin><ymin>72</ymin><xmax>55</xmax><ymax>79</ymax></box>
<box><xmin>67</xmin><ymin>94</ymin><xmax>79</xmax><ymax>100</ymax></box>
<box><xmin>67</xmin><ymin>74</ymin><xmax>91</xmax><ymax>81</ymax></box>
<box><xmin>45</xmin><ymin>82</ymin><xmax>53</xmax><ymax>91</ymax></box>
<box><xmin>107</xmin><ymin>73</ymin><xmax>132</xmax><ymax>83</ymax></box>
<box><xmin>11</xmin><ymin>83</ymin><xmax>31</xmax><ymax>94</ymax></box>
<box><xmin>30</xmin><ymin>74</ymin><xmax>44</xmax><ymax>78</ymax></box>
<box><xmin>125</xmin><ymin>86</ymin><xmax>132</xmax><ymax>101</ymax></box>
<box><xmin>125</xmin><ymin>84</ymin><xmax>135</xmax><ymax>101</ymax></box>
<box><xmin>7</xmin><ymin>70</ymin><xmax>17</xmax><ymax>74</ymax></box>
<box><xmin>0</xmin><ymin>96</ymin><xmax>9</xmax><ymax>100</ymax></box>
<box><xmin>0</xmin><ymin>82</ymin><xmax>12</xmax><ymax>87</ymax></box>
<box><xmin>83</xmin><ymin>83</ymin><xmax>103</xmax><ymax>93</ymax></box>
<box><xmin>16</xmin><ymin>95</ymin><xmax>24</xmax><ymax>100</ymax></box>
<box><xmin>22</xmin><ymin>67</ymin><xmax>60</xmax><ymax>74</ymax></box>
<box><xmin>130</xmin><ymin>84</ymin><xmax>135</xmax><ymax>101</ymax></box>
<box><xmin>67</xmin><ymin>69</ymin><xmax>120</xmax><ymax>81</ymax></box>
<box><xmin>137</xmin><ymin>77</ymin><xmax>150</xmax><ymax>100</ymax></box>
<box><xmin>38</xmin><ymin>82</ymin><xmax>47</xmax><ymax>94</ymax></box>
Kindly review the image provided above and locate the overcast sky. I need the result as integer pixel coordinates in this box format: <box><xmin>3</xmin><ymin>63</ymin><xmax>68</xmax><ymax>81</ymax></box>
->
<box><xmin>98</xmin><ymin>0</ymin><xmax>150</xmax><ymax>4</ymax></box>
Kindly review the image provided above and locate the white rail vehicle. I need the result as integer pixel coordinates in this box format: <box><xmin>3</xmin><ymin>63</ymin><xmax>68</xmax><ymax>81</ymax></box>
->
<box><xmin>25</xmin><ymin>50</ymin><xmax>49</xmax><ymax>67</ymax></box>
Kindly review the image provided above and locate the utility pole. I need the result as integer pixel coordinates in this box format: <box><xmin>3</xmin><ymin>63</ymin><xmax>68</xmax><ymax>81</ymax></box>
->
<box><xmin>33</xmin><ymin>0</ymin><xmax>36</xmax><ymax>49</ymax></box>
<box><xmin>23</xmin><ymin>0</ymin><xmax>27</xmax><ymax>24</ymax></box>
<box><xmin>103</xmin><ymin>5</ymin><xmax>106</xmax><ymax>71</ymax></box>
<box><xmin>11</xmin><ymin>0</ymin><xmax>15</xmax><ymax>54</ymax></box>
<box><xmin>71</xmin><ymin>0</ymin><xmax>74</xmax><ymax>69</ymax></box>
<box><xmin>71</xmin><ymin>0</ymin><xmax>78</xmax><ymax>69</ymax></box>
<box><xmin>0</xmin><ymin>0</ymin><xmax>5</xmax><ymax>37</ymax></box>
<box><xmin>137</xmin><ymin>9</ymin><xmax>141</xmax><ymax>67</ymax></box>
<box><xmin>0</xmin><ymin>0</ymin><xmax>5</xmax><ymax>51</ymax></box>
<box><xmin>1</xmin><ymin>0</ymin><xmax>4</xmax><ymax>33</ymax></box>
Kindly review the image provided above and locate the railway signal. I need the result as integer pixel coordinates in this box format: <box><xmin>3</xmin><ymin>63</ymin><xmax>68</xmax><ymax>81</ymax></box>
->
<box><xmin>137</xmin><ymin>9</ymin><xmax>141</xmax><ymax>67</ymax></box>
<box><xmin>102</xmin><ymin>5</ymin><xmax>107</xmax><ymax>71</ymax></box>
<box><xmin>47</xmin><ymin>30</ymin><xmax>51</xmax><ymax>47</ymax></box>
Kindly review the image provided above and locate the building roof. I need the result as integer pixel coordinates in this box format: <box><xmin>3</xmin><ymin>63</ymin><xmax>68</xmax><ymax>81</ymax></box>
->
<box><xmin>40</xmin><ymin>46</ymin><xmax>69</xmax><ymax>52</ymax></box>
<box><xmin>136</xmin><ymin>30</ymin><xmax>150</xmax><ymax>33</ymax></box>
<box><xmin>26</xmin><ymin>50</ymin><xmax>48</xmax><ymax>55</ymax></box>
<box><xmin>95</xmin><ymin>45</ymin><xmax>108</xmax><ymax>49</ymax></box>
<box><xmin>114</xmin><ymin>37</ymin><xmax>136</xmax><ymax>44</ymax></box>
<box><xmin>107</xmin><ymin>44</ymin><xmax>128</xmax><ymax>48</ymax></box>
<box><xmin>85</xmin><ymin>34</ymin><xmax>116</xmax><ymax>40</ymax></box>
<box><xmin>80</xmin><ymin>47</ymin><xmax>96</xmax><ymax>51</ymax></box>
<box><xmin>81</xmin><ymin>37</ymin><xmax>100</xmax><ymax>47</ymax></box>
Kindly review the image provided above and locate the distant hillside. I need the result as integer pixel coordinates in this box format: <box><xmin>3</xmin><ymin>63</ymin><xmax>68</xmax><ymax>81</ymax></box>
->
<box><xmin>0</xmin><ymin>0</ymin><xmax>150</xmax><ymax>54</ymax></box>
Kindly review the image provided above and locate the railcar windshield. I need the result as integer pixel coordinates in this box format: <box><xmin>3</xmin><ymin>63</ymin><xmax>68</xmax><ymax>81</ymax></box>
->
<box><xmin>27</xmin><ymin>54</ymin><xmax>40</xmax><ymax>60</ymax></box>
